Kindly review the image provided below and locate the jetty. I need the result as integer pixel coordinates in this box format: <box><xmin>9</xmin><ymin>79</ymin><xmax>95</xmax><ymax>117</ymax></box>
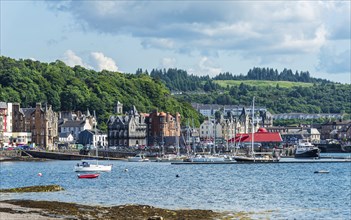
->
<box><xmin>24</xmin><ymin>150</ymin><xmax>127</xmax><ymax>160</ymax></box>
<box><xmin>171</xmin><ymin>156</ymin><xmax>351</xmax><ymax>165</ymax></box>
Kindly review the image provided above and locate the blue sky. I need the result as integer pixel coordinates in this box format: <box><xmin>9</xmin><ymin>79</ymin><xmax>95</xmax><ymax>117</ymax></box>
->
<box><xmin>1</xmin><ymin>1</ymin><xmax>350</xmax><ymax>83</ymax></box>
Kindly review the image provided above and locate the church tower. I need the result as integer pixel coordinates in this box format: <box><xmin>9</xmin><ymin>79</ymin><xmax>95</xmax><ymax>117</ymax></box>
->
<box><xmin>114</xmin><ymin>101</ymin><xmax>123</xmax><ymax>115</ymax></box>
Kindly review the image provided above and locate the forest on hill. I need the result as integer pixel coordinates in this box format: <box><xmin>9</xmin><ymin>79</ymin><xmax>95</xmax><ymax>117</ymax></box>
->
<box><xmin>0</xmin><ymin>56</ymin><xmax>203</xmax><ymax>130</ymax></box>
<box><xmin>1</xmin><ymin>56</ymin><xmax>350</xmax><ymax>130</ymax></box>
<box><xmin>148</xmin><ymin>68</ymin><xmax>350</xmax><ymax>115</ymax></box>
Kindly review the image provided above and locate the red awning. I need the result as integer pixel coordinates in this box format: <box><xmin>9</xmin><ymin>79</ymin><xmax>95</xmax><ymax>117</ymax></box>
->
<box><xmin>228</xmin><ymin>132</ymin><xmax>282</xmax><ymax>143</ymax></box>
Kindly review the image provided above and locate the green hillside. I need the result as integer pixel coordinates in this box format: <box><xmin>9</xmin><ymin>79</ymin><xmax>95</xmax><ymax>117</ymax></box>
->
<box><xmin>0</xmin><ymin>56</ymin><xmax>203</xmax><ymax>130</ymax></box>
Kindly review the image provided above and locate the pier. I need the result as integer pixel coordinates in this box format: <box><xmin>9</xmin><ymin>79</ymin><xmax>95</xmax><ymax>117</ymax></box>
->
<box><xmin>16</xmin><ymin>150</ymin><xmax>124</xmax><ymax>161</ymax></box>
<box><xmin>171</xmin><ymin>156</ymin><xmax>351</xmax><ymax>165</ymax></box>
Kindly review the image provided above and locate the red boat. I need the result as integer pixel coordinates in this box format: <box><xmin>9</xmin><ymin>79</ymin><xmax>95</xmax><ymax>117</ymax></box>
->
<box><xmin>77</xmin><ymin>173</ymin><xmax>100</xmax><ymax>179</ymax></box>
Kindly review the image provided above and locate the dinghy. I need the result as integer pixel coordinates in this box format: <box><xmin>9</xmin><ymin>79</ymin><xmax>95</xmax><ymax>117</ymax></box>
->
<box><xmin>314</xmin><ymin>170</ymin><xmax>330</xmax><ymax>174</ymax></box>
<box><xmin>77</xmin><ymin>173</ymin><xmax>100</xmax><ymax>179</ymax></box>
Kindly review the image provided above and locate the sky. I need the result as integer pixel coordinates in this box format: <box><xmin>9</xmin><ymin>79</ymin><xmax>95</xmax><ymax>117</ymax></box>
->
<box><xmin>1</xmin><ymin>1</ymin><xmax>350</xmax><ymax>84</ymax></box>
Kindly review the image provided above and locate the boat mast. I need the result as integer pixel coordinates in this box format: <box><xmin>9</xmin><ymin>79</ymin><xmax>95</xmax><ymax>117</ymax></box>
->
<box><xmin>251</xmin><ymin>97</ymin><xmax>255</xmax><ymax>157</ymax></box>
<box><xmin>94</xmin><ymin>110</ymin><xmax>98</xmax><ymax>165</ymax></box>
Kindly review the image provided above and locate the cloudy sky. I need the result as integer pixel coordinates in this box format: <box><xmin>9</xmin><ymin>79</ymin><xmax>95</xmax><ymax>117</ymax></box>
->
<box><xmin>1</xmin><ymin>1</ymin><xmax>350</xmax><ymax>83</ymax></box>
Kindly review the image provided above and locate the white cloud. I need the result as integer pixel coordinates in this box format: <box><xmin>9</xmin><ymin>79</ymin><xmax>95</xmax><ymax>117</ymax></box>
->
<box><xmin>160</xmin><ymin>57</ymin><xmax>176</xmax><ymax>69</ymax></box>
<box><xmin>196</xmin><ymin>57</ymin><xmax>222</xmax><ymax>77</ymax></box>
<box><xmin>63</xmin><ymin>50</ymin><xmax>88</xmax><ymax>68</ymax></box>
<box><xmin>90</xmin><ymin>52</ymin><xmax>118</xmax><ymax>72</ymax></box>
<box><xmin>48</xmin><ymin>1</ymin><xmax>350</xmax><ymax>80</ymax></box>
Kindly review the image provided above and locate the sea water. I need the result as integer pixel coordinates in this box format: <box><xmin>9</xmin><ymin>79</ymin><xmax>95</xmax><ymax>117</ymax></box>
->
<box><xmin>0</xmin><ymin>155</ymin><xmax>350</xmax><ymax>219</ymax></box>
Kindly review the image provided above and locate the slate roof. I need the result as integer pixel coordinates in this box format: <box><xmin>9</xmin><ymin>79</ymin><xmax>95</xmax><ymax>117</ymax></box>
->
<box><xmin>60</xmin><ymin>120</ymin><xmax>86</xmax><ymax>127</ymax></box>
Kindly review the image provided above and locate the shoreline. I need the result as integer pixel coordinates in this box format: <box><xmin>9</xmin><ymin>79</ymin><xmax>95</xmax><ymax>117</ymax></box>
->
<box><xmin>0</xmin><ymin>199</ymin><xmax>240</xmax><ymax>220</ymax></box>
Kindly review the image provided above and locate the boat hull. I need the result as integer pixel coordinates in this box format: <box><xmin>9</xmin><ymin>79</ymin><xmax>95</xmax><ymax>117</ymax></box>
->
<box><xmin>295</xmin><ymin>148</ymin><xmax>320</xmax><ymax>158</ymax></box>
<box><xmin>234</xmin><ymin>156</ymin><xmax>279</xmax><ymax>163</ymax></box>
<box><xmin>78</xmin><ymin>174</ymin><xmax>99</xmax><ymax>179</ymax></box>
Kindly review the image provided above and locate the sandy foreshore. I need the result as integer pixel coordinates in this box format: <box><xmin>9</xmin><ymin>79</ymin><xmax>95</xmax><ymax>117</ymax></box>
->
<box><xmin>0</xmin><ymin>200</ymin><xmax>245</xmax><ymax>220</ymax></box>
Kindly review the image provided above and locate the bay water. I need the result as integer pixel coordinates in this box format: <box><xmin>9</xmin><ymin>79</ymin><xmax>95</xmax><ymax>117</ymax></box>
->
<box><xmin>1</xmin><ymin>154</ymin><xmax>350</xmax><ymax>219</ymax></box>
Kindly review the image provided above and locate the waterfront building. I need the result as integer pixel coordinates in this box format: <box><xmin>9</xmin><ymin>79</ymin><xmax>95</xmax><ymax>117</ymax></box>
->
<box><xmin>78</xmin><ymin>129</ymin><xmax>108</xmax><ymax>149</ymax></box>
<box><xmin>192</xmin><ymin>103</ymin><xmax>273</xmax><ymax>127</ymax></box>
<box><xmin>107</xmin><ymin>104</ymin><xmax>147</xmax><ymax>148</ymax></box>
<box><xmin>319</xmin><ymin>120</ymin><xmax>351</xmax><ymax>141</ymax></box>
<box><xmin>266</xmin><ymin>126</ymin><xmax>320</xmax><ymax>143</ymax></box>
<box><xmin>0</xmin><ymin>102</ymin><xmax>8</xmax><ymax>147</ymax></box>
<box><xmin>16</xmin><ymin>103</ymin><xmax>59</xmax><ymax>150</ymax></box>
<box><xmin>58</xmin><ymin>110</ymin><xmax>95</xmax><ymax>141</ymax></box>
<box><xmin>199</xmin><ymin>119</ymin><xmax>223</xmax><ymax>143</ymax></box>
<box><xmin>147</xmin><ymin>109</ymin><xmax>180</xmax><ymax>147</ymax></box>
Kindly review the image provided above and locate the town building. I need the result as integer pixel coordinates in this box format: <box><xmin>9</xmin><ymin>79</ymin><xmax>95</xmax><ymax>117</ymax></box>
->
<box><xmin>319</xmin><ymin>120</ymin><xmax>351</xmax><ymax>141</ymax></box>
<box><xmin>266</xmin><ymin>126</ymin><xmax>321</xmax><ymax>143</ymax></box>
<box><xmin>147</xmin><ymin>109</ymin><xmax>180</xmax><ymax>147</ymax></box>
<box><xmin>78</xmin><ymin>129</ymin><xmax>108</xmax><ymax>149</ymax></box>
<box><xmin>58</xmin><ymin>110</ymin><xmax>95</xmax><ymax>141</ymax></box>
<box><xmin>107</xmin><ymin>103</ymin><xmax>147</xmax><ymax>148</ymax></box>
<box><xmin>10</xmin><ymin>103</ymin><xmax>59</xmax><ymax>150</ymax></box>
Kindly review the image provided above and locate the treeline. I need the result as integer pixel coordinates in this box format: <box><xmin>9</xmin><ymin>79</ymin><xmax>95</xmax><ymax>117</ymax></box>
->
<box><xmin>148</xmin><ymin>68</ymin><xmax>221</xmax><ymax>92</ymax></box>
<box><xmin>214</xmin><ymin>67</ymin><xmax>331</xmax><ymax>83</ymax></box>
<box><xmin>0</xmin><ymin>56</ymin><xmax>203</xmax><ymax>130</ymax></box>
<box><xmin>144</xmin><ymin>67</ymin><xmax>332</xmax><ymax>93</ymax></box>
<box><xmin>142</xmin><ymin>67</ymin><xmax>349</xmax><ymax>115</ymax></box>
<box><xmin>177</xmin><ymin>82</ymin><xmax>351</xmax><ymax>115</ymax></box>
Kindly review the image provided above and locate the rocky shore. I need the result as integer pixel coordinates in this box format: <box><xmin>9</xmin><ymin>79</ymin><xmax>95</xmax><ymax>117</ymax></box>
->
<box><xmin>0</xmin><ymin>199</ymin><xmax>242</xmax><ymax>220</ymax></box>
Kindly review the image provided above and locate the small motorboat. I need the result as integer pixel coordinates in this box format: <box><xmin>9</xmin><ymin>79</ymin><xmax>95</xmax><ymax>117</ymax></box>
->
<box><xmin>314</xmin><ymin>170</ymin><xmax>330</xmax><ymax>174</ymax></box>
<box><xmin>77</xmin><ymin>173</ymin><xmax>100</xmax><ymax>179</ymax></box>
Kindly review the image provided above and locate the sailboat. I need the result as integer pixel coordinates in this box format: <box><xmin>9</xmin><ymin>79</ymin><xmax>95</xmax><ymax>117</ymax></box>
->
<box><xmin>233</xmin><ymin>97</ymin><xmax>280</xmax><ymax>163</ymax></box>
<box><xmin>75</xmin><ymin>111</ymin><xmax>112</xmax><ymax>172</ymax></box>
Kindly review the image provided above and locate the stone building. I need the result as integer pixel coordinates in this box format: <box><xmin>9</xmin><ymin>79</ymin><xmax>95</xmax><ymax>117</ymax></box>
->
<box><xmin>107</xmin><ymin>104</ymin><xmax>147</xmax><ymax>147</ymax></box>
<box><xmin>0</xmin><ymin>102</ymin><xmax>7</xmax><ymax>146</ymax></box>
<box><xmin>319</xmin><ymin>120</ymin><xmax>351</xmax><ymax>141</ymax></box>
<box><xmin>147</xmin><ymin>109</ymin><xmax>181</xmax><ymax>147</ymax></box>
<box><xmin>32</xmin><ymin>103</ymin><xmax>58</xmax><ymax>150</ymax></box>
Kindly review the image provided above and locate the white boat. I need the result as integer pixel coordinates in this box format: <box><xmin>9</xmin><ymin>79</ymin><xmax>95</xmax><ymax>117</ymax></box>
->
<box><xmin>75</xmin><ymin>160</ymin><xmax>112</xmax><ymax>172</ymax></box>
<box><xmin>127</xmin><ymin>154</ymin><xmax>150</xmax><ymax>162</ymax></box>
<box><xmin>186</xmin><ymin>154</ymin><xmax>228</xmax><ymax>162</ymax></box>
<box><xmin>295</xmin><ymin>140</ymin><xmax>320</xmax><ymax>158</ymax></box>
<box><xmin>74</xmin><ymin>111</ymin><xmax>112</xmax><ymax>172</ymax></box>
<box><xmin>155</xmin><ymin>154</ymin><xmax>184</xmax><ymax>162</ymax></box>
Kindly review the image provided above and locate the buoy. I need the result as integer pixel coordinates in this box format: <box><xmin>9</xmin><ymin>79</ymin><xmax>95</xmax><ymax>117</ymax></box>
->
<box><xmin>176</xmin><ymin>174</ymin><xmax>179</xmax><ymax>178</ymax></box>
<box><xmin>38</xmin><ymin>173</ymin><xmax>42</xmax><ymax>176</ymax></box>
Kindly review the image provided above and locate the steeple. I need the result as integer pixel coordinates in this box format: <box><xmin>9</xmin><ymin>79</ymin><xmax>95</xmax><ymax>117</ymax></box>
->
<box><xmin>115</xmin><ymin>101</ymin><xmax>123</xmax><ymax>114</ymax></box>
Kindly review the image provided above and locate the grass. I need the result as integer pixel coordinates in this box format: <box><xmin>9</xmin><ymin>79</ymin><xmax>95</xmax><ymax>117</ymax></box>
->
<box><xmin>214</xmin><ymin>80</ymin><xmax>314</xmax><ymax>88</ymax></box>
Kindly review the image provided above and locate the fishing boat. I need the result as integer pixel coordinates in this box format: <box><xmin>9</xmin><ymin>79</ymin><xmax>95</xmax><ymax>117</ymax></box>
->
<box><xmin>233</xmin><ymin>97</ymin><xmax>280</xmax><ymax>163</ymax></box>
<box><xmin>74</xmin><ymin>111</ymin><xmax>112</xmax><ymax>172</ymax></box>
<box><xmin>77</xmin><ymin>173</ymin><xmax>100</xmax><ymax>179</ymax></box>
<box><xmin>294</xmin><ymin>140</ymin><xmax>320</xmax><ymax>158</ymax></box>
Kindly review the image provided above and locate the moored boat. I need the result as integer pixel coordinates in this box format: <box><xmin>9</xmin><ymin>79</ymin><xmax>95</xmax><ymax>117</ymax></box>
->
<box><xmin>127</xmin><ymin>154</ymin><xmax>150</xmax><ymax>162</ymax></box>
<box><xmin>234</xmin><ymin>153</ymin><xmax>279</xmax><ymax>163</ymax></box>
<box><xmin>75</xmin><ymin>160</ymin><xmax>112</xmax><ymax>172</ymax></box>
<box><xmin>294</xmin><ymin>140</ymin><xmax>320</xmax><ymax>158</ymax></box>
<box><xmin>77</xmin><ymin>173</ymin><xmax>100</xmax><ymax>179</ymax></box>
